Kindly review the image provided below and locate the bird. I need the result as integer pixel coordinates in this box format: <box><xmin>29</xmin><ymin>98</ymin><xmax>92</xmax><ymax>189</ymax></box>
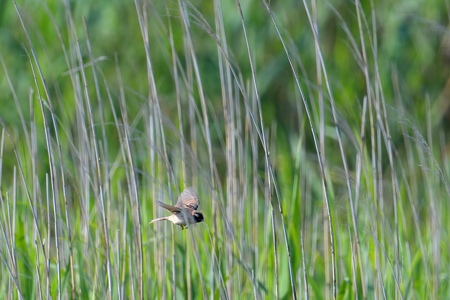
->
<box><xmin>149</xmin><ymin>187</ymin><xmax>204</xmax><ymax>230</ymax></box>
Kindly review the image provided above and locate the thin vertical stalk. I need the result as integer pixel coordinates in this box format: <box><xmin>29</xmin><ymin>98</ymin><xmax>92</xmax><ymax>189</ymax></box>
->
<box><xmin>72</xmin><ymin>15</ymin><xmax>114</xmax><ymax>298</ymax></box>
<box><xmin>12</xmin><ymin>4</ymin><xmax>56</xmax><ymax>298</ymax></box>
<box><xmin>311</xmin><ymin>2</ymin><xmax>331</xmax><ymax>297</ymax></box>
<box><xmin>115</xmin><ymin>55</ymin><xmax>143</xmax><ymax>299</ymax></box>
<box><xmin>263</xmin><ymin>0</ymin><xmax>335</xmax><ymax>298</ymax></box>
<box><xmin>234</xmin><ymin>1</ymin><xmax>298</xmax><ymax>298</ymax></box>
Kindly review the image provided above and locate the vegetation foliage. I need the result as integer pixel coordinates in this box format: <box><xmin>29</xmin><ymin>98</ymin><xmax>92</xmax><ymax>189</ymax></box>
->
<box><xmin>0</xmin><ymin>0</ymin><xmax>449</xmax><ymax>299</ymax></box>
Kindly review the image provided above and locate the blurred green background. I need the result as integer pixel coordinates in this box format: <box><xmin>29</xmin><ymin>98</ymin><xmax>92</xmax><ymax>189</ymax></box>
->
<box><xmin>1</xmin><ymin>0</ymin><xmax>448</xmax><ymax>141</ymax></box>
<box><xmin>0</xmin><ymin>0</ymin><xmax>449</xmax><ymax>298</ymax></box>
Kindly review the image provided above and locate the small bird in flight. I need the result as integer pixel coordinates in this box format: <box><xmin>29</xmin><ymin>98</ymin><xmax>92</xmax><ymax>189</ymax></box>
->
<box><xmin>149</xmin><ymin>187</ymin><xmax>204</xmax><ymax>230</ymax></box>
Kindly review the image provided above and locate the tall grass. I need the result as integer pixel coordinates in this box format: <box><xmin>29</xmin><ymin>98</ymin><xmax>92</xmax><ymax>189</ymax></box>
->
<box><xmin>0</xmin><ymin>0</ymin><xmax>449</xmax><ymax>299</ymax></box>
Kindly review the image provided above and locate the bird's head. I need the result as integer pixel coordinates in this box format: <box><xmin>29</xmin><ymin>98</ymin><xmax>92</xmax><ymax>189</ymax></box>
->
<box><xmin>193</xmin><ymin>211</ymin><xmax>204</xmax><ymax>223</ymax></box>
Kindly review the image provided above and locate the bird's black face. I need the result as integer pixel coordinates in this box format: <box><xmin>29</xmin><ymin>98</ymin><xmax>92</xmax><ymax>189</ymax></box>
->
<box><xmin>193</xmin><ymin>211</ymin><xmax>204</xmax><ymax>223</ymax></box>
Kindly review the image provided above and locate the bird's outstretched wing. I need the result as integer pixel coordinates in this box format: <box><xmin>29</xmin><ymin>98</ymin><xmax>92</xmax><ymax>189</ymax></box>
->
<box><xmin>156</xmin><ymin>201</ymin><xmax>181</xmax><ymax>213</ymax></box>
<box><xmin>176</xmin><ymin>187</ymin><xmax>199</xmax><ymax>211</ymax></box>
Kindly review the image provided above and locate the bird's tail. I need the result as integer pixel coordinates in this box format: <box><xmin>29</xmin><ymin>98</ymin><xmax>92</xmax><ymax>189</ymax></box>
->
<box><xmin>149</xmin><ymin>217</ymin><xmax>167</xmax><ymax>224</ymax></box>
